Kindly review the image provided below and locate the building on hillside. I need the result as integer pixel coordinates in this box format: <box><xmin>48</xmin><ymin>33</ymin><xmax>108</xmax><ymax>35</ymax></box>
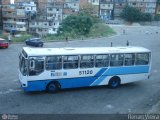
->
<box><xmin>113</xmin><ymin>0</ymin><xmax>127</xmax><ymax>18</ymax></box>
<box><xmin>1</xmin><ymin>0</ymin><xmax>10</xmax><ymax>5</ymax></box>
<box><xmin>88</xmin><ymin>0</ymin><xmax>100</xmax><ymax>16</ymax></box>
<box><xmin>29</xmin><ymin>1</ymin><xmax>64</xmax><ymax>35</ymax></box>
<box><xmin>64</xmin><ymin>0</ymin><xmax>80</xmax><ymax>12</ymax></box>
<box><xmin>127</xmin><ymin>0</ymin><xmax>157</xmax><ymax>15</ymax></box>
<box><xmin>2</xmin><ymin>4</ymin><xmax>27</xmax><ymax>33</ymax></box>
<box><xmin>79</xmin><ymin>0</ymin><xmax>89</xmax><ymax>9</ymax></box>
<box><xmin>100</xmin><ymin>0</ymin><xmax>114</xmax><ymax>21</ymax></box>
<box><xmin>156</xmin><ymin>3</ymin><xmax>160</xmax><ymax>15</ymax></box>
<box><xmin>2</xmin><ymin>2</ymin><xmax>37</xmax><ymax>33</ymax></box>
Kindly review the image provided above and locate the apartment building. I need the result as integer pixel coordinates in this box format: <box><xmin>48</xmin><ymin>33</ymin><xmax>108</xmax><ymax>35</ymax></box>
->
<box><xmin>1</xmin><ymin>0</ymin><xmax>10</xmax><ymax>4</ymax></box>
<box><xmin>88</xmin><ymin>0</ymin><xmax>100</xmax><ymax>16</ymax></box>
<box><xmin>2</xmin><ymin>2</ymin><xmax>37</xmax><ymax>33</ymax></box>
<box><xmin>100</xmin><ymin>0</ymin><xmax>114</xmax><ymax>21</ymax></box>
<box><xmin>156</xmin><ymin>3</ymin><xmax>160</xmax><ymax>15</ymax></box>
<box><xmin>127</xmin><ymin>0</ymin><xmax>157</xmax><ymax>15</ymax></box>
<box><xmin>1</xmin><ymin>0</ymin><xmax>159</xmax><ymax>34</ymax></box>
<box><xmin>114</xmin><ymin>0</ymin><xmax>127</xmax><ymax>17</ymax></box>
<box><xmin>29</xmin><ymin>1</ymin><xmax>63</xmax><ymax>35</ymax></box>
<box><xmin>79</xmin><ymin>0</ymin><xmax>89</xmax><ymax>9</ymax></box>
<box><xmin>2</xmin><ymin>4</ymin><xmax>27</xmax><ymax>32</ymax></box>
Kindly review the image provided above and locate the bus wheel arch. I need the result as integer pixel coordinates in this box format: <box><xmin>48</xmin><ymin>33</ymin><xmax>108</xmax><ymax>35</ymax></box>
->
<box><xmin>108</xmin><ymin>76</ymin><xmax>121</xmax><ymax>88</ymax></box>
<box><xmin>46</xmin><ymin>81</ymin><xmax>61</xmax><ymax>93</ymax></box>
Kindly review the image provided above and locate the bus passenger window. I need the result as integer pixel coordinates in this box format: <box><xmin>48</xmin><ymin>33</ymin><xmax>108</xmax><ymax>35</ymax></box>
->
<box><xmin>135</xmin><ymin>53</ymin><xmax>149</xmax><ymax>65</ymax></box>
<box><xmin>63</xmin><ymin>55</ymin><xmax>78</xmax><ymax>69</ymax></box>
<box><xmin>95</xmin><ymin>54</ymin><xmax>109</xmax><ymax>67</ymax></box>
<box><xmin>110</xmin><ymin>54</ymin><xmax>124</xmax><ymax>66</ymax></box>
<box><xmin>46</xmin><ymin>56</ymin><xmax>62</xmax><ymax>70</ymax></box>
<box><xmin>80</xmin><ymin>55</ymin><xmax>94</xmax><ymax>68</ymax></box>
<box><xmin>124</xmin><ymin>53</ymin><xmax>135</xmax><ymax>66</ymax></box>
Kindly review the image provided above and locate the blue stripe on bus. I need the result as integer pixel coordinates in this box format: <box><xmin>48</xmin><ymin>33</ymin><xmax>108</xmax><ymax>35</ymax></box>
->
<box><xmin>23</xmin><ymin>80</ymin><xmax>51</xmax><ymax>92</ymax></box>
<box><xmin>59</xmin><ymin>77</ymin><xmax>96</xmax><ymax>89</ymax></box>
<box><xmin>103</xmin><ymin>66</ymin><xmax>149</xmax><ymax>76</ymax></box>
<box><xmin>22</xmin><ymin>65</ymin><xmax>149</xmax><ymax>92</ymax></box>
<box><xmin>90</xmin><ymin>65</ymin><xmax>149</xmax><ymax>86</ymax></box>
<box><xmin>94</xmin><ymin>67</ymin><xmax>107</xmax><ymax>77</ymax></box>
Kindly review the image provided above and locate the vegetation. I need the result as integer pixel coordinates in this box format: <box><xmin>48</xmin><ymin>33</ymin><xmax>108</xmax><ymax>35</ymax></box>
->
<box><xmin>120</xmin><ymin>6</ymin><xmax>152</xmax><ymax>22</ymax></box>
<box><xmin>44</xmin><ymin>11</ymin><xmax>116</xmax><ymax>41</ymax></box>
<box><xmin>11</xmin><ymin>33</ymin><xmax>32</xmax><ymax>42</ymax></box>
<box><xmin>88</xmin><ymin>23</ymin><xmax>116</xmax><ymax>38</ymax></box>
<box><xmin>0</xmin><ymin>33</ymin><xmax>8</xmax><ymax>40</ymax></box>
<box><xmin>58</xmin><ymin>13</ymin><xmax>93</xmax><ymax>36</ymax></box>
<box><xmin>1</xmin><ymin>4</ymin><xmax>115</xmax><ymax>42</ymax></box>
<box><xmin>45</xmin><ymin>23</ymin><xmax>116</xmax><ymax>41</ymax></box>
<box><xmin>154</xmin><ymin>15</ymin><xmax>160</xmax><ymax>21</ymax></box>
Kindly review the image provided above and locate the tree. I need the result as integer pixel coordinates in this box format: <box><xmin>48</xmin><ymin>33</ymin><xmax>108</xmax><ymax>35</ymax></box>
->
<box><xmin>120</xmin><ymin>6</ymin><xmax>152</xmax><ymax>22</ymax></box>
<box><xmin>58</xmin><ymin>13</ymin><xmax>93</xmax><ymax>36</ymax></box>
<box><xmin>141</xmin><ymin>13</ymin><xmax>152</xmax><ymax>21</ymax></box>
<box><xmin>120</xmin><ymin>6</ymin><xmax>142</xmax><ymax>22</ymax></box>
<box><xmin>80</xmin><ymin>4</ymin><xmax>101</xmax><ymax>23</ymax></box>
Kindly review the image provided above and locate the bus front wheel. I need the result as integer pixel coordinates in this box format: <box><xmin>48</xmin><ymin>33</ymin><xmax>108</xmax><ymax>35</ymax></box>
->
<box><xmin>108</xmin><ymin>76</ymin><xmax>121</xmax><ymax>88</ymax></box>
<box><xmin>46</xmin><ymin>81</ymin><xmax>60</xmax><ymax>93</ymax></box>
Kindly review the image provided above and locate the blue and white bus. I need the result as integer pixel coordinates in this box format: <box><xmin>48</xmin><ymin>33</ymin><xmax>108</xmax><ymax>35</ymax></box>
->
<box><xmin>19</xmin><ymin>46</ymin><xmax>151</xmax><ymax>93</ymax></box>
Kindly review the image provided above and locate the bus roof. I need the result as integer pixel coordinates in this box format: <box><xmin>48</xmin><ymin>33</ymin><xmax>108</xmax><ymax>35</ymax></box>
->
<box><xmin>23</xmin><ymin>46</ymin><xmax>151</xmax><ymax>56</ymax></box>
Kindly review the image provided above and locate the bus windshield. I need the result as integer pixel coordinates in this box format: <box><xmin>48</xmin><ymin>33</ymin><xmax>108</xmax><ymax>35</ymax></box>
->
<box><xmin>19</xmin><ymin>54</ymin><xmax>28</xmax><ymax>76</ymax></box>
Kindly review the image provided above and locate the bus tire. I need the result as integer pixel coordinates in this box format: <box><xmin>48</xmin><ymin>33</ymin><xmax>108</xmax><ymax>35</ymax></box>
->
<box><xmin>108</xmin><ymin>76</ymin><xmax>121</xmax><ymax>88</ymax></box>
<box><xmin>46</xmin><ymin>81</ymin><xmax>60</xmax><ymax>93</ymax></box>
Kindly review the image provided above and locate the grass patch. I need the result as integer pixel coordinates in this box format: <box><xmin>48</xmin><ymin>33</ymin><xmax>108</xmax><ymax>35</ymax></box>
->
<box><xmin>0</xmin><ymin>33</ymin><xmax>8</xmax><ymax>40</ymax></box>
<box><xmin>0</xmin><ymin>23</ymin><xmax>116</xmax><ymax>42</ymax></box>
<box><xmin>88</xmin><ymin>23</ymin><xmax>116</xmax><ymax>38</ymax></box>
<box><xmin>12</xmin><ymin>33</ymin><xmax>32</xmax><ymax>42</ymax></box>
<box><xmin>45</xmin><ymin>23</ymin><xmax>116</xmax><ymax>41</ymax></box>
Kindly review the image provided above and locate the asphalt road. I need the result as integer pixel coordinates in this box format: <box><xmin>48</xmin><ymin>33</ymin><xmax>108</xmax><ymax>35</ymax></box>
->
<box><xmin>0</xmin><ymin>25</ymin><xmax>160</xmax><ymax>114</ymax></box>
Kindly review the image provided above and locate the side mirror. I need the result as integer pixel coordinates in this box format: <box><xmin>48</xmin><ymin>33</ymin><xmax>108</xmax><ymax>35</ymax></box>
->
<box><xmin>30</xmin><ymin>59</ymin><xmax>35</xmax><ymax>69</ymax></box>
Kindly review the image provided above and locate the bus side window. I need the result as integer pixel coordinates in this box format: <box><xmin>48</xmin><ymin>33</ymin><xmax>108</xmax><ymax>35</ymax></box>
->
<box><xmin>46</xmin><ymin>56</ymin><xmax>62</xmax><ymax>70</ymax></box>
<box><xmin>80</xmin><ymin>55</ymin><xmax>94</xmax><ymax>68</ymax></box>
<box><xmin>63</xmin><ymin>55</ymin><xmax>78</xmax><ymax>69</ymax></box>
<box><xmin>110</xmin><ymin>54</ymin><xmax>124</xmax><ymax>66</ymax></box>
<box><xmin>95</xmin><ymin>54</ymin><xmax>109</xmax><ymax>67</ymax></box>
<box><xmin>135</xmin><ymin>53</ymin><xmax>149</xmax><ymax>65</ymax></box>
<box><xmin>124</xmin><ymin>53</ymin><xmax>135</xmax><ymax>66</ymax></box>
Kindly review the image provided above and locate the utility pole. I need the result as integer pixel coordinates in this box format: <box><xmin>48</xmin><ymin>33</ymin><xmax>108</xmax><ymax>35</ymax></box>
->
<box><xmin>0</xmin><ymin>0</ymin><xmax>3</xmax><ymax>30</ymax></box>
<box><xmin>98</xmin><ymin>0</ymin><xmax>101</xmax><ymax>18</ymax></box>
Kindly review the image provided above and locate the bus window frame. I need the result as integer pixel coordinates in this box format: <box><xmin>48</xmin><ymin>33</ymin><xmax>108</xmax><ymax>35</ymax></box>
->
<box><xmin>95</xmin><ymin>54</ymin><xmax>109</xmax><ymax>68</ymax></box>
<box><xmin>124</xmin><ymin>53</ymin><xmax>135</xmax><ymax>66</ymax></box>
<box><xmin>45</xmin><ymin>56</ymin><xmax>62</xmax><ymax>70</ymax></box>
<box><xmin>135</xmin><ymin>52</ymin><xmax>150</xmax><ymax>65</ymax></box>
<box><xmin>109</xmin><ymin>53</ymin><xmax>124</xmax><ymax>67</ymax></box>
<box><xmin>63</xmin><ymin>55</ymin><xmax>79</xmax><ymax>70</ymax></box>
<box><xmin>80</xmin><ymin>54</ymin><xmax>95</xmax><ymax>69</ymax></box>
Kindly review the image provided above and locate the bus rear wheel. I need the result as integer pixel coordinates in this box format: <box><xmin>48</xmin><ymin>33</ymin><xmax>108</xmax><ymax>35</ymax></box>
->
<box><xmin>46</xmin><ymin>81</ymin><xmax>60</xmax><ymax>93</ymax></box>
<box><xmin>108</xmin><ymin>76</ymin><xmax>121</xmax><ymax>88</ymax></box>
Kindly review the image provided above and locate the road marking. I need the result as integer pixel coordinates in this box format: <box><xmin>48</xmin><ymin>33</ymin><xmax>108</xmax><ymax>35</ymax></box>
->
<box><xmin>104</xmin><ymin>104</ymin><xmax>114</xmax><ymax>109</ymax></box>
<box><xmin>0</xmin><ymin>89</ymin><xmax>22</xmax><ymax>95</ymax></box>
<box><xmin>153</xmin><ymin>70</ymin><xmax>158</xmax><ymax>73</ymax></box>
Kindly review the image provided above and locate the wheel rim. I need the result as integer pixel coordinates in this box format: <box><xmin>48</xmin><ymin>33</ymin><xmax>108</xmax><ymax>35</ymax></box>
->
<box><xmin>111</xmin><ymin>81</ymin><xmax>118</xmax><ymax>87</ymax></box>
<box><xmin>39</xmin><ymin>44</ymin><xmax>42</xmax><ymax>47</ymax></box>
<box><xmin>49</xmin><ymin>84</ymin><xmax>56</xmax><ymax>91</ymax></box>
